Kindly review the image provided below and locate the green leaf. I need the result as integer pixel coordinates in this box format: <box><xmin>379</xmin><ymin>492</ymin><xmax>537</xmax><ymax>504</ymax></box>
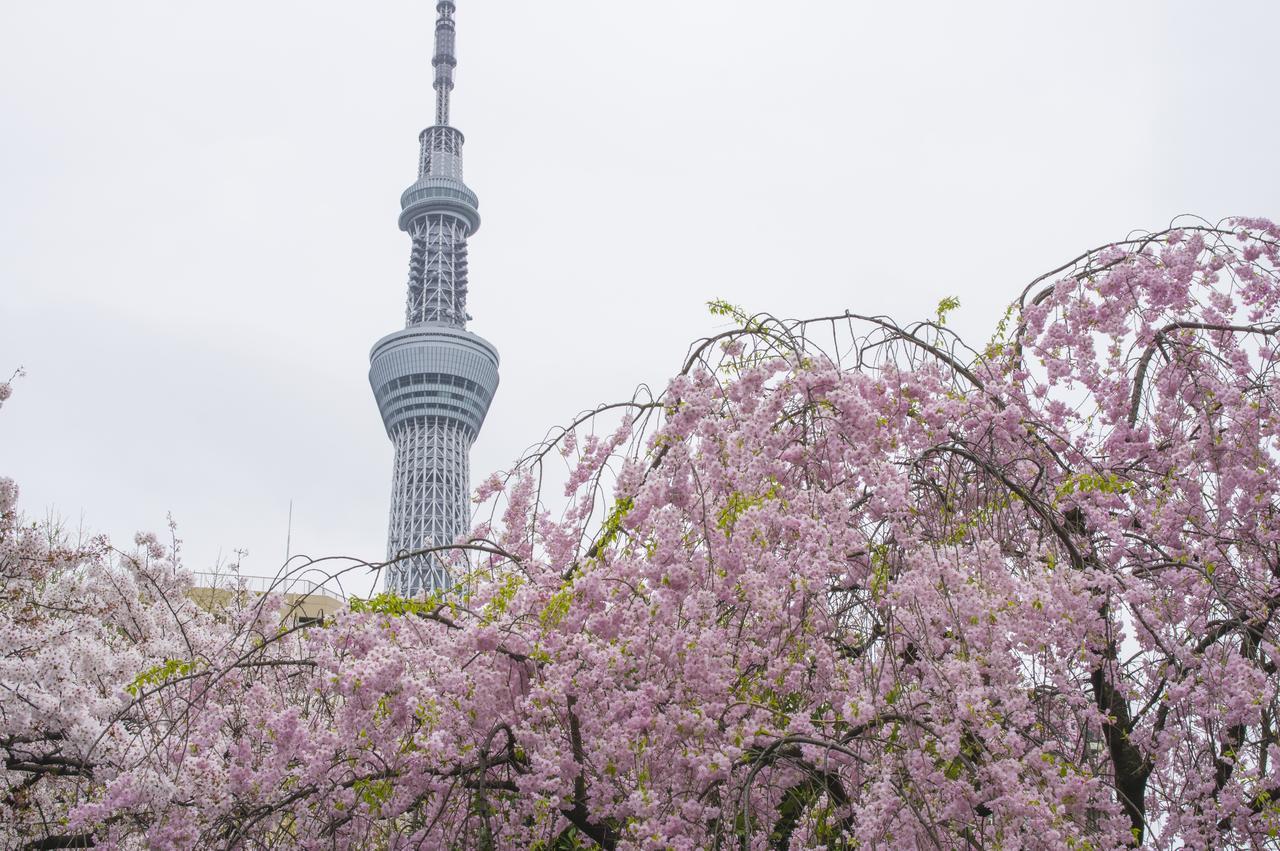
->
<box><xmin>935</xmin><ymin>295</ymin><xmax>962</xmax><ymax>325</ymax></box>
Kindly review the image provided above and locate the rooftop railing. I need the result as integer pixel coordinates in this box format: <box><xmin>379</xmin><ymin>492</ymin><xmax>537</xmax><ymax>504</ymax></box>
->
<box><xmin>190</xmin><ymin>572</ymin><xmax>347</xmax><ymax>601</ymax></box>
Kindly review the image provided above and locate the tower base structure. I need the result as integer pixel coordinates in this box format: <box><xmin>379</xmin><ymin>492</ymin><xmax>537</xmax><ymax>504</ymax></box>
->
<box><xmin>369</xmin><ymin>325</ymin><xmax>499</xmax><ymax>596</ymax></box>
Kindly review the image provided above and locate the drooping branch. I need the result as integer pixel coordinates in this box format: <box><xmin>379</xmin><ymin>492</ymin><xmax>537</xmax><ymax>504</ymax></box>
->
<box><xmin>1128</xmin><ymin>320</ymin><xmax>1280</xmax><ymax>426</ymax></box>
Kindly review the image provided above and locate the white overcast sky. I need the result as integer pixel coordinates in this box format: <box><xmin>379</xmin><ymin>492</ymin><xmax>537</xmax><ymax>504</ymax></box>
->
<box><xmin>2</xmin><ymin>1</ymin><xmax>1277</xmax><ymax>597</ymax></box>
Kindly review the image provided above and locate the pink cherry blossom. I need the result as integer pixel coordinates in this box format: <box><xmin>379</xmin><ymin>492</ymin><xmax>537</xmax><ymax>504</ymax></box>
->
<box><xmin>3</xmin><ymin>218</ymin><xmax>1280</xmax><ymax>848</ymax></box>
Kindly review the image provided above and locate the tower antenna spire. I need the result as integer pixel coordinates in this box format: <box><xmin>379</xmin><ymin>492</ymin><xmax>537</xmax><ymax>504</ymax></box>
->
<box><xmin>432</xmin><ymin>0</ymin><xmax>457</xmax><ymax>127</ymax></box>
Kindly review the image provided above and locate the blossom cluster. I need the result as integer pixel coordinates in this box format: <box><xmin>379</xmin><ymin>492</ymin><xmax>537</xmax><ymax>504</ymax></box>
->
<box><xmin>2</xmin><ymin>219</ymin><xmax>1279</xmax><ymax>848</ymax></box>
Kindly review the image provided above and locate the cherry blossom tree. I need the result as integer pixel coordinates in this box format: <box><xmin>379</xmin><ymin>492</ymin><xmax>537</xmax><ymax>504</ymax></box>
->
<box><xmin>3</xmin><ymin>217</ymin><xmax>1280</xmax><ymax>849</ymax></box>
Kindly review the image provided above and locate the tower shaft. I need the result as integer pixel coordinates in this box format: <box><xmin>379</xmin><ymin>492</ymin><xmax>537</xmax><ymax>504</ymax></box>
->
<box><xmin>370</xmin><ymin>0</ymin><xmax>499</xmax><ymax>597</ymax></box>
<box><xmin>386</xmin><ymin>419</ymin><xmax>470</xmax><ymax>595</ymax></box>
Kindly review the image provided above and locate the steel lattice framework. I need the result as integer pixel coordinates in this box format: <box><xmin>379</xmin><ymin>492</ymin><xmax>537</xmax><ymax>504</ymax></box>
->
<box><xmin>369</xmin><ymin>0</ymin><xmax>499</xmax><ymax>597</ymax></box>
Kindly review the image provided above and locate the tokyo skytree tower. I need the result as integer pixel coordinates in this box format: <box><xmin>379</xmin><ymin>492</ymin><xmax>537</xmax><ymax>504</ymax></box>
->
<box><xmin>369</xmin><ymin>0</ymin><xmax>499</xmax><ymax>597</ymax></box>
